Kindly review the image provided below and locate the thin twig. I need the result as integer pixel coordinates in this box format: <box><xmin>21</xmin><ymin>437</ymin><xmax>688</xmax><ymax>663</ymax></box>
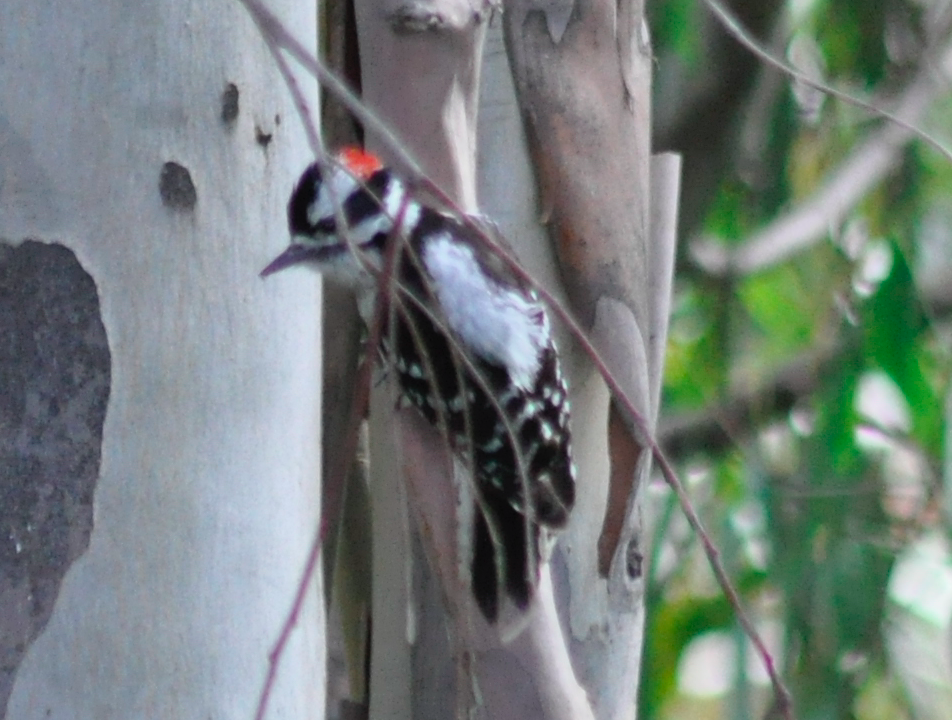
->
<box><xmin>237</xmin><ymin>3</ymin><xmax>794</xmax><ymax>716</ymax></box>
<box><xmin>703</xmin><ymin>0</ymin><xmax>952</xmax><ymax>166</ymax></box>
<box><xmin>238</xmin><ymin>0</ymin><xmax>423</xmax><ymax>178</ymax></box>
<box><xmin>693</xmin><ymin>32</ymin><xmax>952</xmax><ymax>275</ymax></box>
<box><xmin>449</xmin><ymin>223</ymin><xmax>796</xmax><ymax>720</ymax></box>
<box><xmin>252</xmin><ymin>185</ymin><xmax>408</xmax><ymax>720</ymax></box>
<box><xmin>407</xmin><ymin>173</ymin><xmax>796</xmax><ymax>717</ymax></box>
<box><xmin>261</xmin><ymin>36</ymin><xmax>322</xmax><ymax>156</ymax></box>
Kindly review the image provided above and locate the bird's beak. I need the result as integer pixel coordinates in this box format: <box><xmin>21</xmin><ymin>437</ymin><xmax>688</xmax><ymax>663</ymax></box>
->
<box><xmin>260</xmin><ymin>244</ymin><xmax>318</xmax><ymax>278</ymax></box>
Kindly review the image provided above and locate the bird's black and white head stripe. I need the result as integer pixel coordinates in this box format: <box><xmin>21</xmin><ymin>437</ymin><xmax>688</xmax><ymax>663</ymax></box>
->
<box><xmin>262</xmin><ymin>148</ymin><xmax>576</xmax><ymax>623</ymax></box>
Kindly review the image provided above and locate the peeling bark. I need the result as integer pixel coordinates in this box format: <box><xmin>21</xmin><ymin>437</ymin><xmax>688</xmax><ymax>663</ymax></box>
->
<box><xmin>0</xmin><ymin>242</ymin><xmax>109</xmax><ymax>714</ymax></box>
<box><xmin>500</xmin><ymin>0</ymin><xmax>670</xmax><ymax>717</ymax></box>
<box><xmin>351</xmin><ymin>0</ymin><xmax>672</xmax><ymax>714</ymax></box>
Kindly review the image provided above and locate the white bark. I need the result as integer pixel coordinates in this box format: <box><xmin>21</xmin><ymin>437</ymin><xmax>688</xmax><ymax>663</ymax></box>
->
<box><xmin>1</xmin><ymin>1</ymin><xmax>324</xmax><ymax>717</ymax></box>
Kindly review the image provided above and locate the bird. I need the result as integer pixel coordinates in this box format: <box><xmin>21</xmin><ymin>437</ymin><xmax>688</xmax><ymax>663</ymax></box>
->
<box><xmin>261</xmin><ymin>147</ymin><xmax>576</xmax><ymax>622</ymax></box>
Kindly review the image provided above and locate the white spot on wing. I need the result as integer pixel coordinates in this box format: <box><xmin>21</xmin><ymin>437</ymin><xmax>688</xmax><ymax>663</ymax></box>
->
<box><xmin>422</xmin><ymin>233</ymin><xmax>550</xmax><ymax>390</ymax></box>
<box><xmin>521</xmin><ymin>400</ymin><xmax>542</xmax><ymax>418</ymax></box>
<box><xmin>481</xmin><ymin>436</ymin><xmax>504</xmax><ymax>452</ymax></box>
<box><xmin>539</xmin><ymin>420</ymin><xmax>554</xmax><ymax>441</ymax></box>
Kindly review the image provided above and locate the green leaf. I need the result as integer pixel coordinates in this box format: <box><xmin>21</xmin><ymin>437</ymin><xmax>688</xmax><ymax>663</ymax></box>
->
<box><xmin>861</xmin><ymin>242</ymin><xmax>940</xmax><ymax>448</ymax></box>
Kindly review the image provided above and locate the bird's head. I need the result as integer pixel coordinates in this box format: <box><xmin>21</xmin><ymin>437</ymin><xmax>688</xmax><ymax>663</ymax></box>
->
<box><xmin>260</xmin><ymin>147</ymin><xmax>396</xmax><ymax>284</ymax></box>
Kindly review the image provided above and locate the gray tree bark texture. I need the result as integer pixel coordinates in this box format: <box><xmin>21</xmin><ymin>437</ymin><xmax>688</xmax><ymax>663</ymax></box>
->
<box><xmin>0</xmin><ymin>1</ymin><xmax>326</xmax><ymax>717</ymax></box>
<box><xmin>346</xmin><ymin>0</ymin><xmax>670</xmax><ymax>717</ymax></box>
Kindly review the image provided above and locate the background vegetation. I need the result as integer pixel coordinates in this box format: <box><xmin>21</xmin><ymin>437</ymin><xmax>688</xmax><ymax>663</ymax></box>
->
<box><xmin>645</xmin><ymin>1</ymin><xmax>952</xmax><ymax>718</ymax></box>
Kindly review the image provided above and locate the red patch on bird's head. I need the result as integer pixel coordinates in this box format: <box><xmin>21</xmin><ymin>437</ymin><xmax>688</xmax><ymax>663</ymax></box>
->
<box><xmin>337</xmin><ymin>146</ymin><xmax>383</xmax><ymax>179</ymax></box>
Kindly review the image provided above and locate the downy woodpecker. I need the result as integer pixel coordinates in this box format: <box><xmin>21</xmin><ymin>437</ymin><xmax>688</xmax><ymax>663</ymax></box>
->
<box><xmin>262</xmin><ymin>148</ymin><xmax>575</xmax><ymax>622</ymax></box>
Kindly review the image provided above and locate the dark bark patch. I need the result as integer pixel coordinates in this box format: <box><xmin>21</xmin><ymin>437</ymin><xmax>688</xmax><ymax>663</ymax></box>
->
<box><xmin>221</xmin><ymin>82</ymin><xmax>240</xmax><ymax>125</ymax></box>
<box><xmin>255</xmin><ymin>125</ymin><xmax>273</xmax><ymax>148</ymax></box>
<box><xmin>626</xmin><ymin>537</ymin><xmax>643</xmax><ymax>581</ymax></box>
<box><xmin>159</xmin><ymin>161</ymin><xmax>197</xmax><ymax>210</ymax></box>
<box><xmin>388</xmin><ymin>5</ymin><xmax>447</xmax><ymax>33</ymax></box>
<box><xmin>0</xmin><ymin>239</ymin><xmax>110</xmax><ymax>713</ymax></box>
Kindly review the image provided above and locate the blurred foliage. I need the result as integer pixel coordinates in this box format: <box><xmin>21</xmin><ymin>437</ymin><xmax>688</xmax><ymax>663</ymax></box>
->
<box><xmin>653</xmin><ymin>0</ymin><xmax>705</xmax><ymax>66</ymax></box>
<box><xmin>646</xmin><ymin>0</ymin><xmax>952</xmax><ymax>719</ymax></box>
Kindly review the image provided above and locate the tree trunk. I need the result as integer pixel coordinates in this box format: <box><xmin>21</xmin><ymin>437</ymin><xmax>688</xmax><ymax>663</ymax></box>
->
<box><xmin>347</xmin><ymin>0</ymin><xmax>669</xmax><ymax>715</ymax></box>
<box><xmin>350</xmin><ymin>0</ymin><xmax>491</xmax><ymax>717</ymax></box>
<box><xmin>0</xmin><ymin>1</ymin><xmax>325</xmax><ymax>717</ymax></box>
<box><xmin>497</xmin><ymin>0</ymin><xmax>668</xmax><ymax>716</ymax></box>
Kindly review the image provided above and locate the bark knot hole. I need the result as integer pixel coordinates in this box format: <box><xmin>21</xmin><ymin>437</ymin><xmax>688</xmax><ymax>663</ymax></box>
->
<box><xmin>159</xmin><ymin>162</ymin><xmax>197</xmax><ymax>211</ymax></box>
<box><xmin>255</xmin><ymin>125</ymin><xmax>273</xmax><ymax>148</ymax></box>
<box><xmin>626</xmin><ymin>538</ymin><xmax>643</xmax><ymax>581</ymax></box>
<box><xmin>221</xmin><ymin>82</ymin><xmax>239</xmax><ymax>125</ymax></box>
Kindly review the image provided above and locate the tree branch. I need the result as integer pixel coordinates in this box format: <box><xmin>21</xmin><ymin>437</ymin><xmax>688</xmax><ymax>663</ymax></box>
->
<box><xmin>657</xmin><ymin>342</ymin><xmax>842</xmax><ymax>459</ymax></box>
<box><xmin>693</xmin><ymin>4</ymin><xmax>952</xmax><ymax>276</ymax></box>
